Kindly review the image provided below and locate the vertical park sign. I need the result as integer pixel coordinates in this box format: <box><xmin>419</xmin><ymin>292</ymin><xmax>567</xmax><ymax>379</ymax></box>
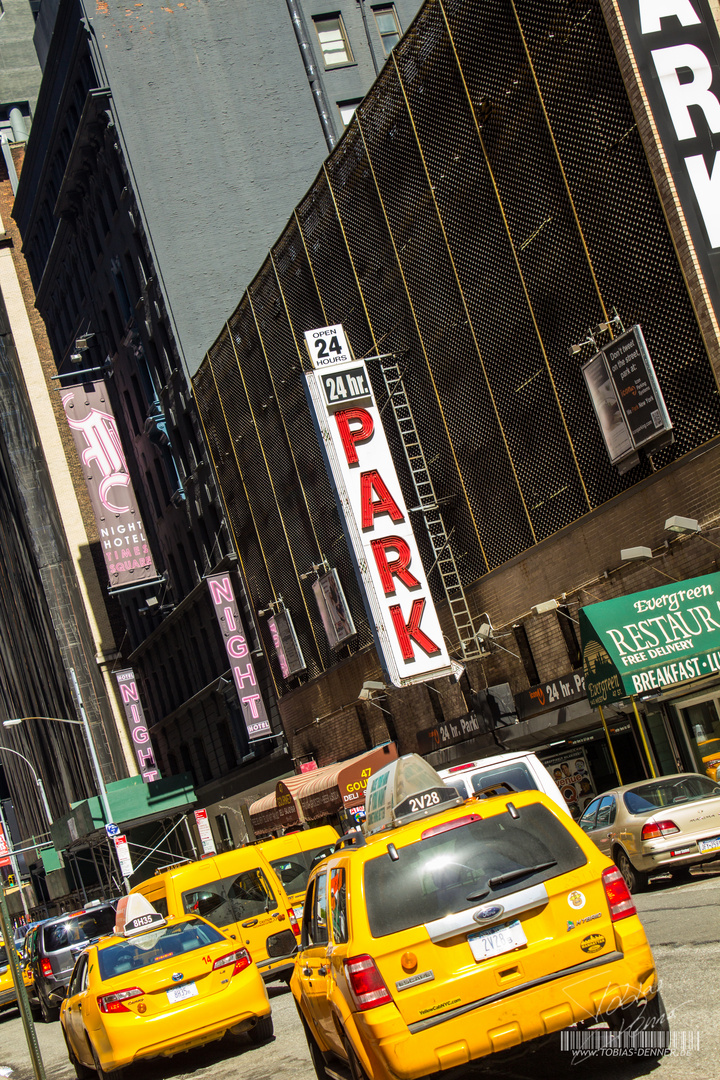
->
<box><xmin>303</xmin><ymin>325</ymin><xmax>454</xmax><ymax>688</ymax></box>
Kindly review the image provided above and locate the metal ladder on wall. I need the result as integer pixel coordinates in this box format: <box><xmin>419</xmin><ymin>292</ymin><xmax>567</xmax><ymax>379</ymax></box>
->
<box><xmin>379</xmin><ymin>358</ymin><xmax>482</xmax><ymax>660</ymax></box>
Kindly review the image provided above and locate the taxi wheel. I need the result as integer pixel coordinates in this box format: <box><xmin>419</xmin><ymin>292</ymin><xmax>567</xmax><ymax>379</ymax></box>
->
<box><xmin>62</xmin><ymin>1030</ymin><xmax>93</xmax><ymax>1079</ymax></box>
<box><xmin>248</xmin><ymin>1015</ymin><xmax>274</xmax><ymax>1045</ymax></box>
<box><xmin>605</xmin><ymin>991</ymin><xmax>670</xmax><ymax>1055</ymax></box>
<box><xmin>343</xmin><ymin>1036</ymin><xmax>371</xmax><ymax>1080</ymax></box>
<box><xmin>615</xmin><ymin>849</ymin><xmax>649</xmax><ymax>894</ymax></box>
<box><xmin>90</xmin><ymin>1043</ymin><xmax>123</xmax><ymax>1080</ymax></box>
<box><xmin>39</xmin><ymin>991</ymin><xmax>59</xmax><ymax>1024</ymax></box>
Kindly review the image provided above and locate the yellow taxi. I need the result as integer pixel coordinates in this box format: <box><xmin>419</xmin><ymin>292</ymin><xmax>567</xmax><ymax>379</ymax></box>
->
<box><xmin>131</xmin><ymin>844</ymin><xmax>300</xmax><ymax>983</ymax></box>
<box><xmin>0</xmin><ymin>938</ymin><xmax>18</xmax><ymax>1012</ymax></box>
<box><xmin>60</xmin><ymin>894</ymin><xmax>272</xmax><ymax>1078</ymax></box>
<box><xmin>291</xmin><ymin>755</ymin><xmax>667</xmax><ymax>1080</ymax></box>
<box><xmin>259</xmin><ymin>826</ymin><xmax>339</xmax><ymax>920</ymax></box>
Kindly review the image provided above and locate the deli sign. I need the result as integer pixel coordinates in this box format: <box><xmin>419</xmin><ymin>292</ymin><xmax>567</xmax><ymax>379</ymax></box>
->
<box><xmin>614</xmin><ymin>0</ymin><xmax>720</xmax><ymax>315</ymax></box>
<box><xmin>304</xmin><ymin>326</ymin><xmax>453</xmax><ymax>687</ymax></box>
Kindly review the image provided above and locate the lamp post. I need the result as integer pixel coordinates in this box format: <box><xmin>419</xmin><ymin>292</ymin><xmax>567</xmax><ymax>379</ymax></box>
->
<box><xmin>0</xmin><ymin>746</ymin><xmax>53</xmax><ymax>827</ymax></box>
<box><xmin>4</xmin><ymin>667</ymin><xmax>113</xmax><ymax>828</ymax></box>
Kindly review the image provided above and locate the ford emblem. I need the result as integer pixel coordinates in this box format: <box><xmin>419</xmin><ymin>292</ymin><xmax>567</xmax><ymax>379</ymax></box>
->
<box><xmin>473</xmin><ymin>904</ymin><xmax>504</xmax><ymax>922</ymax></box>
<box><xmin>171</xmin><ymin>972</ymin><xmax>183</xmax><ymax>982</ymax></box>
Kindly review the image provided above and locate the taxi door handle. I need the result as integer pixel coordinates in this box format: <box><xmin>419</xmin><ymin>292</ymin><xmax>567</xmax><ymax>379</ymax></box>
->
<box><xmin>241</xmin><ymin>919</ymin><xmax>259</xmax><ymax>927</ymax></box>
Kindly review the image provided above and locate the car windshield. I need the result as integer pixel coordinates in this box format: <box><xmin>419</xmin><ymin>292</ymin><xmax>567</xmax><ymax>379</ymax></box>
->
<box><xmin>97</xmin><ymin>918</ymin><xmax>225</xmax><ymax>980</ymax></box>
<box><xmin>181</xmin><ymin>867</ymin><xmax>277</xmax><ymax>927</ymax></box>
<box><xmin>471</xmin><ymin>762</ymin><xmax>538</xmax><ymax>797</ymax></box>
<box><xmin>270</xmin><ymin>844</ymin><xmax>336</xmax><ymax>896</ymax></box>
<box><xmin>623</xmin><ymin>775</ymin><xmax>720</xmax><ymax>814</ymax></box>
<box><xmin>364</xmin><ymin>803</ymin><xmax>586</xmax><ymax>937</ymax></box>
<box><xmin>44</xmin><ymin>908</ymin><xmax>116</xmax><ymax>952</ymax></box>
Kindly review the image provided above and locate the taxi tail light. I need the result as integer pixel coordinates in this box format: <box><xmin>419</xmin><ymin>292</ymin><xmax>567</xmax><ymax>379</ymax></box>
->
<box><xmin>213</xmin><ymin>948</ymin><xmax>251</xmax><ymax>975</ymax></box>
<box><xmin>421</xmin><ymin>813</ymin><xmax>482</xmax><ymax>840</ymax></box>
<box><xmin>344</xmin><ymin>955</ymin><xmax>393</xmax><ymax>1011</ymax></box>
<box><xmin>98</xmin><ymin>986</ymin><xmax>144</xmax><ymax>1014</ymax></box>
<box><xmin>40</xmin><ymin>959</ymin><xmax>53</xmax><ymax>978</ymax></box>
<box><xmin>288</xmin><ymin>909</ymin><xmax>300</xmax><ymax>937</ymax></box>
<box><xmin>602</xmin><ymin>867</ymin><xmax>637</xmax><ymax>922</ymax></box>
<box><xmin>641</xmin><ymin>820</ymin><xmax>679</xmax><ymax>841</ymax></box>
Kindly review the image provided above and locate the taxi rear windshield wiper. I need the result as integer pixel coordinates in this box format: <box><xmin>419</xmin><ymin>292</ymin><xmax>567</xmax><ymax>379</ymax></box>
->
<box><xmin>488</xmin><ymin>860</ymin><xmax>557</xmax><ymax>889</ymax></box>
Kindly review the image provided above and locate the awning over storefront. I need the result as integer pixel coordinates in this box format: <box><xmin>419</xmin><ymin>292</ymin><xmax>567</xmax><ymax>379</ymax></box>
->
<box><xmin>249</xmin><ymin>743</ymin><xmax>397</xmax><ymax>835</ymax></box>
<box><xmin>580</xmin><ymin>571</ymin><xmax>720</xmax><ymax>707</ymax></box>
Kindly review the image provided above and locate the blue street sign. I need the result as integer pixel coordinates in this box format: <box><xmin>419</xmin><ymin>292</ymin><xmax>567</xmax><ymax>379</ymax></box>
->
<box><xmin>105</xmin><ymin>822</ymin><xmax>120</xmax><ymax>838</ymax></box>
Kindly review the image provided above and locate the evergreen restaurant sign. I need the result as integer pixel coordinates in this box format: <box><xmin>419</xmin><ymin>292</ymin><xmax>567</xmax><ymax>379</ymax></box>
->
<box><xmin>580</xmin><ymin>572</ymin><xmax>720</xmax><ymax>705</ymax></box>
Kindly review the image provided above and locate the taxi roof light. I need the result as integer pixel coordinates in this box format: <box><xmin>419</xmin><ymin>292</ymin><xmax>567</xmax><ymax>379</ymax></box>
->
<box><xmin>363</xmin><ymin>754</ymin><xmax>464</xmax><ymax>834</ymax></box>
<box><xmin>344</xmin><ymin>955</ymin><xmax>393</xmax><ymax>1011</ymax></box>
<box><xmin>602</xmin><ymin>867</ymin><xmax>637</xmax><ymax>922</ymax></box>
<box><xmin>115</xmin><ymin>893</ymin><xmax>167</xmax><ymax>937</ymax></box>
<box><xmin>98</xmin><ymin>986</ymin><xmax>144</xmax><ymax>1014</ymax></box>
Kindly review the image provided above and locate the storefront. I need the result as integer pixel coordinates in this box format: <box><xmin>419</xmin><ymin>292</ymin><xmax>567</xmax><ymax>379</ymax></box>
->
<box><xmin>579</xmin><ymin>571</ymin><xmax>720</xmax><ymax>782</ymax></box>
<box><xmin>248</xmin><ymin>743</ymin><xmax>397</xmax><ymax>836</ymax></box>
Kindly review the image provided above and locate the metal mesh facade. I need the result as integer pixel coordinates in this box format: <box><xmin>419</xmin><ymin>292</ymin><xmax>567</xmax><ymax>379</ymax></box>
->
<box><xmin>194</xmin><ymin>0</ymin><xmax>720</xmax><ymax>697</ymax></box>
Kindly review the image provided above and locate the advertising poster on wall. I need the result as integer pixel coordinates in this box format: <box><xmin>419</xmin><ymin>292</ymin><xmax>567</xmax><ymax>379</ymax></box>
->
<box><xmin>62</xmin><ymin>381</ymin><xmax>158</xmax><ymax>588</ymax></box>
<box><xmin>312</xmin><ymin>569</ymin><xmax>356</xmax><ymax>648</ymax></box>
<box><xmin>539</xmin><ymin>748</ymin><xmax>597</xmax><ymax>820</ymax></box>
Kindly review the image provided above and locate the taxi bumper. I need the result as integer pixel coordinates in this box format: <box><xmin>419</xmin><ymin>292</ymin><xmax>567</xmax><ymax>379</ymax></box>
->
<box><xmin>95</xmin><ymin>981</ymin><xmax>271</xmax><ymax>1067</ymax></box>
<box><xmin>0</xmin><ymin>986</ymin><xmax>17</xmax><ymax>1007</ymax></box>
<box><xmin>357</xmin><ymin>940</ymin><xmax>656</xmax><ymax>1079</ymax></box>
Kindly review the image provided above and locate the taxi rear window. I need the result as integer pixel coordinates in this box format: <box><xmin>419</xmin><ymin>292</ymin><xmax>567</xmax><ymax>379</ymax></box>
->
<box><xmin>97</xmin><ymin>918</ymin><xmax>224</xmax><ymax>980</ymax></box>
<box><xmin>181</xmin><ymin>867</ymin><xmax>277</xmax><ymax>927</ymax></box>
<box><xmin>270</xmin><ymin>843</ymin><xmax>336</xmax><ymax>896</ymax></box>
<box><xmin>43</xmin><ymin>908</ymin><xmax>117</xmax><ymax>952</ymax></box>
<box><xmin>364</xmin><ymin>804</ymin><xmax>586</xmax><ymax>937</ymax></box>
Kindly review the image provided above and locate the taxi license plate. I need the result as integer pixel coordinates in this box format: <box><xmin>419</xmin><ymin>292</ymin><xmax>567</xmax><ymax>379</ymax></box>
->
<box><xmin>167</xmin><ymin>981</ymin><xmax>198</xmax><ymax>1004</ymax></box>
<box><xmin>468</xmin><ymin>919</ymin><xmax>527</xmax><ymax>962</ymax></box>
<box><xmin>698</xmin><ymin>834</ymin><xmax>720</xmax><ymax>853</ymax></box>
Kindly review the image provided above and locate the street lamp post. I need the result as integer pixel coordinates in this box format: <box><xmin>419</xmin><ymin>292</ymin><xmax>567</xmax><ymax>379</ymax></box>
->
<box><xmin>0</xmin><ymin>746</ymin><xmax>53</xmax><ymax>827</ymax></box>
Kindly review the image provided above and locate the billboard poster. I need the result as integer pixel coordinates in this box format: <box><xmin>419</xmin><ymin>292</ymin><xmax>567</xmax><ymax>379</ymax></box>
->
<box><xmin>614</xmin><ymin>0</ymin><xmax>720</xmax><ymax>319</ymax></box>
<box><xmin>0</xmin><ymin>822</ymin><xmax>10</xmax><ymax>867</ymax></box>
<box><xmin>267</xmin><ymin>608</ymin><xmax>306</xmax><ymax>677</ymax></box>
<box><xmin>582</xmin><ymin>326</ymin><xmax>672</xmax><ymax>471</ymax></box>
<box><xmin>207</xmin><ymin>573</ymin><xmax>272</xmax><ymax>741</ymax></box>
<box><xmin>62</xmin><ymin>381</ymin><xmax>157</xmax><ymax>588</ymax></box>
<box><xmin>303</xmin><ymin>324</ymin><xmax>454</xmax><ymax>688</ymax></box>
<box><xmin>114</xmin><ymin>668</ymin><xmax>160</xmax><ymax>782</ymax></box>
<box><xmin>312</xmin><ymin>569</ymin><xmax>356</xmax><ymax>648</ymax></box>
<box><xmin>194</xmin><ymin>809</ymin><xmax>217</xmax><ymax>855</ymax></box>
<box><xmin>540</xmin><ymin>748</ymin><xmax>597</xmax><ymax>820</ymax></box>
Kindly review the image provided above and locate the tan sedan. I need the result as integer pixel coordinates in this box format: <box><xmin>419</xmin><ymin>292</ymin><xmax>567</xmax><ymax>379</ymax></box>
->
<box><xmin>578</xmin><ymin>772</ymin><xmax>720</xmax><ymax>893</ymax></box>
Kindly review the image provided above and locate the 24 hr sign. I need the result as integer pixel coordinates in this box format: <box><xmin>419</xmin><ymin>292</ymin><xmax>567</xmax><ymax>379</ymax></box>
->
<box><xmin>304</xmin><ymin>325</ymin><xmax>453</xmax><ymax>687</ymax></box>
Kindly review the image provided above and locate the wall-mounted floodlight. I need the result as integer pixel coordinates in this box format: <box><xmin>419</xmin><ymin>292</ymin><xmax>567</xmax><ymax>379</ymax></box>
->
<box><xmin>358</xmin><ymin>680</ymin><xmax>385</xmax><ymax>700</ymax></box>
<box><xmin>569</xmin><ymin>333</ymin><xmax>597</xmax><ymax>356</ymax></box>
<box><xmin>476</xmin><ymin>623</ymin><xmax>493</xmax><ymax>640</ymax></box>
<box><xmin>532</xmin><ymin>599</ymin><xmax>559</xmax><ymax>615</ymax></box>
<box><xmin>665</xmin><ymin>515</ymin><xmax>701</xmax><ymax>535</ymax></box>
<box><xmin>621</xmin><ymin>546</ymin><xmax>653</xmax><ymax>562</ymax></box>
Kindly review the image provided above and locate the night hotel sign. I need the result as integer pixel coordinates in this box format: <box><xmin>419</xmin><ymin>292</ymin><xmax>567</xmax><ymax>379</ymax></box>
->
<box><xmin>62</xmin><ymin>381</ymin><xmax>157</xmax><ymax>589</ymax></box>
<box><xmin>580</xmin><ymin>571</ymin><xmax>720</xmax><ymax>705</ymax></box>
<box><xmin>304</xmin><ymin>324</ymin><xmax>454</xmax><ymax>687</ymax></box>
<box><xmin>613</xmin><ymin>0</ymin><xmax>720</xmax><ymax>316</ymax></box>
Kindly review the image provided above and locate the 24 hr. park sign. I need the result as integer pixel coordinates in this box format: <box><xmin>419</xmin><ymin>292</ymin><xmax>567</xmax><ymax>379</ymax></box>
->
<box><xmin>580</xmin><ymin>572</ymin><xmax>720</xmax><ymax>706</ymax></box>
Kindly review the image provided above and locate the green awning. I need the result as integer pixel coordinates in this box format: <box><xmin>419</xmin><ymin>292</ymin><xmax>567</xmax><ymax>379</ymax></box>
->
<box><xmin>580</xmin><ymin>571</ymin><xmax>720</xmax><ymax>707</ymax></box>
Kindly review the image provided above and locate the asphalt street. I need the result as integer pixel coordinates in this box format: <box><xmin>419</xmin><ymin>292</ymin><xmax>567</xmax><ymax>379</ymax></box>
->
<box><xmin>1</xmin><ymin>866</ymin><xmax>717</xmax><ymax>1080</ymax></box>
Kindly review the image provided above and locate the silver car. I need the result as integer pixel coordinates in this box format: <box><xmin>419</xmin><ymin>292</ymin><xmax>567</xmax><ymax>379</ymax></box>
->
<box><xmin>578</xmin><ymin>772</ymin><xmax>720</xmax><ymax>893</ymax></box>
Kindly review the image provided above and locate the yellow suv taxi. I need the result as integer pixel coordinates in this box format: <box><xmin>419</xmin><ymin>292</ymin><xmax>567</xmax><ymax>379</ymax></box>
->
<box><xmin>291</xmin><ymin>755</ymin><xmax>667</xmax><ymax>1080</ymax></box>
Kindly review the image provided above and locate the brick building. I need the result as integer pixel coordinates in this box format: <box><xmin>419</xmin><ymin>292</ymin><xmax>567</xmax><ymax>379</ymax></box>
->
<box><xmin>191</xmin><ymin>0</ymin><xmax>720</xmax><ymax>825</ymax></box>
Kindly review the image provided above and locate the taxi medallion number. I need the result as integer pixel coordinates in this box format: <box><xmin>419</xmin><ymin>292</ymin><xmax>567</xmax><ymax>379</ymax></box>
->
<box><xmin>166</xmin><ymin>981</ymin><xmax>198</xmax><ymax>1004</ymax></box>
<box><xmin>467</xmin><ymin>919</ymin><xmax>527</xmax><ymax>962</ymax></box>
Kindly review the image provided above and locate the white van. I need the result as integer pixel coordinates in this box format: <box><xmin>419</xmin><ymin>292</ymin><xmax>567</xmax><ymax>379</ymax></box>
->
<box><xmin>438</xmin><ymin>751</ymin><xmax>572</xmax><ymax>817</ymax></box>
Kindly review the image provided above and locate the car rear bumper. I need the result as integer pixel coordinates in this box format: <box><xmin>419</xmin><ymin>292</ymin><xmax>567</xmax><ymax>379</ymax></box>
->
<box><xmin>0</xmin><ymin>987</ymin><xmax>17</xmax><ymax>1007</ymax></box>
<box><xmin>635</xmin><ymin>832</ymin><xmax>720</xmax><ymax>871</ymax></box>
<box><xmin>97</xmin><ymin>979</ymin><xmax>271</xmax><ymax>1068</ymax></box>
<box><xmin>358</xmin><ymin>939</ymin><xmax>657</xmax><ymax>1079</ymax></box>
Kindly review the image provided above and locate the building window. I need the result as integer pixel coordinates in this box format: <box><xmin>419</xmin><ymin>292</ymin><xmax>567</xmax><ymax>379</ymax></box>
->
<box><xmin>338</xmin><ymin>99</ymin><xmax>363</xmax><ymax>126</ymax></box>
<box><xmin>372</xmin><ymin>5</ymin><xmax>401</xmax><ymax>54</ymax></box>
<box><xmin>314</xmin><ymin>14</ymin><xmax>354</xmax><ymax>68</ymax></box>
